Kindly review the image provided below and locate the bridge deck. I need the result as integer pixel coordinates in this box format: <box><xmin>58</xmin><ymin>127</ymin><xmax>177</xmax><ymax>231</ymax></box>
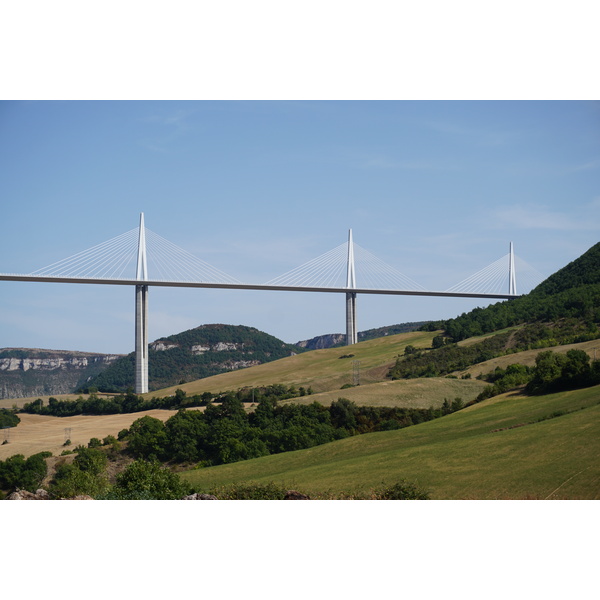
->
<box><xmin>0</xmin><ymin>274</ymin><xmax>519</xmax><ymax>300</ymax></box>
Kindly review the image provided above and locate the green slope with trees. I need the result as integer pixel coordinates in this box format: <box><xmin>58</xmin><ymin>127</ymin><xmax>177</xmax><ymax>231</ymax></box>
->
<box><xmin>422</xmin><ymin>242</ymin><xmax>600</xmax><ymax>342</ymax></box>
<box><xmin>178</xmin><ymin>384</ymin><xmax>600</xmax><ymax>499</ymax></box>
<box><xmin>84</xmin><ymin>324</ymin><xmax>304</xmax><ymax>393</ymax></box>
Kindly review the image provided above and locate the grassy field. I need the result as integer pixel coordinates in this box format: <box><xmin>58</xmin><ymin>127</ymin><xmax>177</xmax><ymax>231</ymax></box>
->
<box><xmin>280</xmin><ymin>377</ymin><xmax>488</xmax><ymax>408</ymax></box>
<box><xmin>147</xmin><ymin>330</ymin><xmax>437</xmax><ymax>397</ymax></box>
<box><xmin>179</xmin><ymin>384</ymin><xmax>600</xmax><ymax>499</ymax></box>
<box><xmin>0</xmin><ymin>408</ymin><xmax>185</xmax><ymax>460</ymax></box>
<box><xmin>0</xmin><ymin>378</ymin><xmax>485</xmax><ymax>460</ymax></box>
<box><xmin>0</xmin><ymin>393</ymin><xmax>115</xmax><ymax>410</ymax></box>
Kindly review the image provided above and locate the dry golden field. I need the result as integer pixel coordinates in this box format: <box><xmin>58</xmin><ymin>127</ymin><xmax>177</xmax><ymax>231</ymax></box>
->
<box><xmin>0</xmin><ymin>409</ymin><xmax>179</xmax><ymax>460</ymax></box>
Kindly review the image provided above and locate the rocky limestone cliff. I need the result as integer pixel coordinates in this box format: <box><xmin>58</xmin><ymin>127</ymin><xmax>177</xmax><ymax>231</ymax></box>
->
<box><xmin>296</xmin><ymin>322</ymin><xmax>429</xmax><ymax>350</ymax></box>
<box><xmin>0</xmin><ymin>349</ymin><xmax>122</xmax><ymax>399</ymax></box>
<box><xmin>296</xmin><ymin>333</ymin><xmax>346</xmax><ymax>350</ymax></box>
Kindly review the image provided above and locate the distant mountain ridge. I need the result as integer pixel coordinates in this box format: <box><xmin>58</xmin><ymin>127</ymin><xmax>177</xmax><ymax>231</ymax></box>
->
<box><xmin>0</xmin><ymin>349</ymin><xmax>122</xmax><ymax>400</ymax></box>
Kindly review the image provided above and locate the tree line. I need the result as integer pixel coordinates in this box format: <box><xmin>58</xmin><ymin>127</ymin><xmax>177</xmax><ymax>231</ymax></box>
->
<box><xmin>20</xmin><ymin>384</ymin><xmax>314</xmax><ymax>418</ymax></box>
<box><xmin>118</xmin><ymin>396</ymin><xmax>465</xmax><ymax>467</ymax></box>
<box><xmin>390</xmin><ymin>320</ymin><xmax>599</xmax><ymax>380</ymax></box>
<box><xmin>472</xmin><ymin>350</ymin><xmax>600</xmax><ymax>404</ymax></box>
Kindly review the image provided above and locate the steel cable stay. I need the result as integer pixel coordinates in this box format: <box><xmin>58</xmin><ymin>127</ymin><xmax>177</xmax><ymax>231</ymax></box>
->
<box><xmin>445</xmin><ymin>252</ymin><xmax>545</xmax><ymax>295</ymax></box>
<box><xmin>30</xmin><ymin>228</ymin><xmax>139</xmax><ymax>278</ymax></box>
<box><xmin>144</xmin><ymin>231</ymin><xmax>200</xmax><ymax>282</ymax></box>
<box><xmin>446</xmin><ymin>254</ymin><xmax>510</xmax><ymax>294</ymax></box>
<box><xmin>514</xmin><ymin>257</ymin><xmax>545</xmax><ymax>292</ymax></box>
<box><xmin>353</xmin><ymin>244</ymin><xmax>426</xmax><ymax>291</ymax></box>
<box><xmin>280</xmin><ymin>243</ymin><xmax>347</xmax><ymax>287</ymax></box>
<box><xmin>145</xmin><ymin>229</ymin><xmax>240</xmax><ymax>284</ymax></box>
<box><xmin>311</xmin><ymin>245</ymin><xmax>348</xmax><ymax>287</ymax></box>
<box><xmin>314</xmin><ymin>251</ymin><xmax>347</xmax><ymax>288</ymax></box>
<box><xmin>18</xmin><ymin>218</ymin><xmax>544</xmax><ymax>295</ymax></box>
<box><xmin>456</xmin><ymin>262</ymin><xmax>505</xmax><ymax>294</ymax></box>
<box><xmin>264</xmin><ymin>242</ymin><xmax>348</xmax><ymax>287</ymax></box>
<box><xmin>94</xmin><ymin>232</ymin><xmax>140</xmax><ymax>279</ymax></box>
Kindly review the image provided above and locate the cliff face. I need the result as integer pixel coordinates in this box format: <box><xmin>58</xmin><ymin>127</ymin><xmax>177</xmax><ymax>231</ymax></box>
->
<box><xmin>296</xmin><ymin>322</ymin><xmax>429</xmax><ymax>350</ymax></box>
<box><xmin>296</xmin><ymin>334</ymin><xmax>345</xmax><ymax>350</ymax></box>
<box><xmin>0</xmin><ymin>349</ymin><xmax>122</xmax><ymax>399</ymax></box>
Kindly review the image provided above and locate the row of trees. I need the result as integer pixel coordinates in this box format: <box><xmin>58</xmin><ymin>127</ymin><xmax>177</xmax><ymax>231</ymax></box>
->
<box><xmin>391</xmin><ymin>320</ymin><xmax>599</xmax><ymax>380</ymax></box>
<box><xmin>526</xmin><ymin>349</ymin><xmax>600</xmax><ymax>395</ymax></box>
<box><xmin>472</xmin><ymin>350</ymin><xmax>600</xmax><ymax>404</ymax></box>
<box><xmin>20</xmin><ymin>384</ymin><xmax>314</xmax><ymax>418</ymax></box>
<box><xmin>119</xmin><ymin>396</ymin><xmax>465</xmax><ymax>467</ymax></box>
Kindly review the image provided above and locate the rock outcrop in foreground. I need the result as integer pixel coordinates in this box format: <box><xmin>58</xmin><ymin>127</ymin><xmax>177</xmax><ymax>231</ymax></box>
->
<box><xmin>6</xmin><ymin>489</ymin><xmax>93</xmax><ymax>500</ymax></box>
<box><xmin>6</xmin><ymin>488</ymin><xmax>310</xmax><ymax>500</ymax></box>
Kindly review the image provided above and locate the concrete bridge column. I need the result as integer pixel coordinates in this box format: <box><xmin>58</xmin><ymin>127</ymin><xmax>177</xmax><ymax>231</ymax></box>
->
<box><xmin>346</xmin><ymin>291</ymin><xmax>357</xmax><ymax>345</ymax></box>
<box><xmin>345</xmin><ymin>229</ymin><xmax>357</xmax><ymax>346</ymax></box>
<box><xmin>135</xmin><ymin>213</ymin><xmax>149</xmax><ymax>394</ymax></box>
<box><xmin>135</xmin><ymin>284</ymin><xmax>149</xmax><ymax>394</ymax></box>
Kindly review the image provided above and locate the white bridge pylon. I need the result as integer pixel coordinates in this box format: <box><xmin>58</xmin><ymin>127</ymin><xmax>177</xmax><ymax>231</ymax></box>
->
<box><xmin>0</xmin><ymin>214</ymin><xmax>545</xmax><ymax>394</ymax></box>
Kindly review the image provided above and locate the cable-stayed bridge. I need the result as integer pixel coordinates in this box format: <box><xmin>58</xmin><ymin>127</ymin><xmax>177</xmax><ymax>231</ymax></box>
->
<box><xmin>0</xmin><ymin>214</ymin><xmax>544</xmax><ymax>393</ymax></box>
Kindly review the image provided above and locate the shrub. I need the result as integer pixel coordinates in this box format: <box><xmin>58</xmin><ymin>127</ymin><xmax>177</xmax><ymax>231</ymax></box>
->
<box><xmin>106</xmin><ymin>459</ymin><xmax>189</xmax><ymax>500</ymax></box>
<box><xmin>373</xmin><ymin>480</ymin><xmax>430</xmax><ymax>500</ymax></box>
<box><xmin>0</xmin><ymin>452</ymin><xmax>50</xmax><ymax>493</ymax></box>
<box><xmin>209</xmin><ymin>481</ymin><xmax>289</xmax><ymax>500</ymax></box>
<box><xmin>50</xmin><ymin>462</ymin><xmax>109</xmax><ymax>498</ymax></box>
<box><xmin>0</xmin><ymin>409</ymin><xmax>20</xmax><ymax>428</ymax></box>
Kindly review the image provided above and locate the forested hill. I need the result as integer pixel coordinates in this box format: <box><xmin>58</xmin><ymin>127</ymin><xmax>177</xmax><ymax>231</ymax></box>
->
<box><xmin>423</xmin><ymin>242</ymin><xmax>600</xmax><ymax>341</ymax></box>
<box><xmin>83</xmin><ymin>324</ymin><xmax>305</xmax><ymax>393</ymax></box>
<box><xmin>528</xmin><ymin>241</ymin><xmax>600</xmax><ymax>296</ymax></box>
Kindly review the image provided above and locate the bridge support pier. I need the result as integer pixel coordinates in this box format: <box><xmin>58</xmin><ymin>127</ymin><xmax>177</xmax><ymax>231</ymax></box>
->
<box><xmin>135</xmin><ymin>284</ymin><xmax>149</xmax><ymax>394</ymax></box>
<box><xmin>345</xmin><ymin>229</ymin><xmax>357</xmax><ymax>346</ymax></box>
<box><xmin>135</xmin><ymin>213</ymin><xmax>149</xmax><ymax>394</ymax></box>
<box><xmin>346</xmin><ymin>292</ymin><xmax>357</xmax><ymax>345</ymax></box>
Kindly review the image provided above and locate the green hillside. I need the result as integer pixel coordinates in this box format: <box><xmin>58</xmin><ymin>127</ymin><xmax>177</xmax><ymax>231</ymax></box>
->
<box><xmin>424</xmin><ymin>242</ymin><xmax>600</xmax><ymax>341</ymax></box>
<box><xmin>146</xmin><ymin>329</ymin><xmax>437</xmax><ymax>398</ymax></box>
<box><xmin>85</xmin><ymin>324</ymin><xmax>304</xmax><ymax>393</ymax></box>
<box><xmin>180</xmin><ymin>384</ymin><xmax>600</xmax><ymax>499</ymax></box>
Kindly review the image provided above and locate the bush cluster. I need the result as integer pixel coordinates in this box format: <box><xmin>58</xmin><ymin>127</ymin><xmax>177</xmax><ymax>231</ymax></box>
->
<box><xmin>0</xmin><ymin>451</ymin><xmax>51</xmax><ymax>493</ymax></box>
<box><xmin>526</xmin><ymin>349</ymin><xmax>600</xmax><ymax>395</ymax></box>
<box><xmin>0</xmin><ymin>409</ymin><xmax>20</xmax><ymax>429</ymax></box>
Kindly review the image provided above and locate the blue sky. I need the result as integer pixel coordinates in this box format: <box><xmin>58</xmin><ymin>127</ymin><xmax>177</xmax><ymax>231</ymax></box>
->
<box><xmin>1</xmin><ymin>100</ymin><xmax>599</xmax><ymax>353</ymax></box>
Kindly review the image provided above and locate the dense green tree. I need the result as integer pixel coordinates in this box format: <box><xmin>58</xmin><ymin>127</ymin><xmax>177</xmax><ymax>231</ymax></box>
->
<box><xmin>164</xmin><ymin>409</ymin><xmax>209</xmax><ymax>463</ymax></box>
<box><xmin>127</xmin><ymin>416</ymin><xmax>168</xmax><ymax>460</ymax></box>
<box><xmin>0</xmin><ymin>409</ymin><xmax>20</xmax><ymax>429</ymax></box>
<box><xmin>329</xmin><ymin>398</ymin><xmax>358</xmax><ymax>430</ymax></box>
<box><xmin>108</xmin><ymin>459</ymin><xmax>189</xmax><ymax>500</ymax></box>
<box><xmin>0</xmin><ymin>452</ymin><xmax>50</xmax><ymax>492</ymax></box>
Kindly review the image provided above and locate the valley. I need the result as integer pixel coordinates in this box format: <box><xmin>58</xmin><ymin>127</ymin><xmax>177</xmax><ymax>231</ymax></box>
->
<box><xmin>2</xmin><ymin>241</ymin><xmax>600</xmax><ymax>500</ymax></box>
